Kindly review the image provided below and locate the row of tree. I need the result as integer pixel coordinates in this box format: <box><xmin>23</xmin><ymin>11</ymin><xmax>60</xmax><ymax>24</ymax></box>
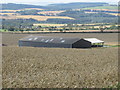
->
<box><xmin>2</xmin><ymin>23</ymin><xmax>119</xmax><ymax>33</ymax></box>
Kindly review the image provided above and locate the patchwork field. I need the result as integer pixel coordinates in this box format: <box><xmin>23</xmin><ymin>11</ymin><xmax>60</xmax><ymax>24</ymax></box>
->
<box><xmin>83</xmin><ymin>6</ymin><xmax>118</xmax><ymax>10</ymax></box>
<box><xmin>38</xmin><ymin>11</ymin><xmax>65</xmax><ymax>15</ymax></box>
<box><xmin>0</xmin><ymin>10</ymin><xmax>22</xmax><ymax>12</ymax></box>
<box><xmin>1</xmin><ymin>6</ymin><xmax>118</xmax><ymax>21</ymax></box>
<box><xmin>85</xmin><ymin>12</ymin><xmax>98</xmax><ymax>14</ymax></box>
<box><xmin>2</xmin><ymin>33</ymin><xmax>119</xmax><ymax>88</ymax></box>
<box><xmin>105</xmin><ymin>13</ymin><xmax>119</xmax><ymax>16</ymax></box>
<box><xmin>1</xmin><ymin>8</ymin><xmax>74</xmax><ymax>21</ymax></box>
<box><xmin>1</xmin><ymin>15</ymin><xmax>74</xmax><ymax>21</ymax></box>
<box><xmin>22</xmin><ymin>8</ymin><xmax>44</xmax><ymax>10</ymax></box>
<box><xmin>0</xmin><ymin>8</ymin><xmax>44</xmax><ymax>13</ymax></box>
<box><xmin>84</xmin><ymin>12</ymin><xmax>119</xmax><ymax>16</ymax></box>
<box><xmin>33</xmin><ymin>24</ymin><xmax>67</xmax><ymax>27</ymax></box>
<box><xmin>0</xmin><ymin>13</ymin><xmax>20</xmax><ymax>16</ymax></box>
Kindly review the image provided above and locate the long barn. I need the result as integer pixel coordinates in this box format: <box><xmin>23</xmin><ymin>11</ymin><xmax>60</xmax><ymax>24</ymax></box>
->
<box><xmin>19</xmin><ymin>35</ymin><xmax>104</xmax><ymax>48</ymax></box>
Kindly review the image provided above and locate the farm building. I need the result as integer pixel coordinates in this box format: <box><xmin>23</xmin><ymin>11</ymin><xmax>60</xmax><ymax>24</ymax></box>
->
<box><xmin>19</xmin><ymin>35</ymin><xmax>104</xmax><ymax>48</ymax></box>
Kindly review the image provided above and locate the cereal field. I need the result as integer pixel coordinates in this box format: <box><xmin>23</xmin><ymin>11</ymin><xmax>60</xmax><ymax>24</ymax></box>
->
<box><xmin>2</xmin><ymin>33</ymin><xmax>119</xmax><ymax>88</ymax></box>
<box><xmin>0</xmin><ymin>8</ymin><xmax>43</xmax><ymax>13</ymax></box>
<box><xmin>105</xmin><ymin>13</ymin><xmax>119</xmax><ymax>16</ymax></box>
<box><xmin>0</xmin><ymin>13</ymin><xmax>17</xmax><ymax>15</ymax></box>
<box><xmin>33</xmin><ymin>24</ymin><xmax>67</xmax><ymax>27</ymax></box>
<box><xmin>38</xmin><ymin>11</ymin><xmax>65</xmax><ymax>15</ymax></box>
<box><xmin>1</xmin><ymin>15</ymin><xmax>74</xmax><ymax>21</ymax></box>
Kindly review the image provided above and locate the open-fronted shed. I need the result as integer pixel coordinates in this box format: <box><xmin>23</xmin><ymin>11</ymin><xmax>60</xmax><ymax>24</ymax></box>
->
<box><xmin>19</xmin><ymin>35</ymin><xmax>104</xmax><ymax>48</ymax></box>
<box><xmin>78</xmin><ymin>38</ymin><xmax>104</xmax><ymax>48</ymax></box>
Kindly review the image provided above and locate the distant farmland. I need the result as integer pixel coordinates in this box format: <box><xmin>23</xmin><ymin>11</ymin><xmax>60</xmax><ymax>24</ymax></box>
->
<box><xmin>0</xmin><ymin>13</ymin><xmax>20</xmax><ymax>16</ymax></box>
<box><xmin>78</xmin><ymin>5</ymin><xmax>119</xmax><ymax>17</ymax></box>
<box><xmin>0</xmin><ymin>8</ymin><xmax>74</xmax><ymax>21</ymax></box>
<box><xmin>84</xmin><ymin>12</ymin><xmax>119</xmax><ymax>16</ymax></box>
<box><xmin>1</xmin><ymin>15</ymin><xmax>74</xmax><ymax>21</ymax></box>
<box><xmin>38</xmin><ymin>11</ymin><xmax>65</xmax><ymax>15</ymax></box>
<box><xmin>105</xmin><ymin>13</ymin><xmax>119</xmax><ymax>16</ymax></box>
<box><xmin>22</xmin><ymin>8</ymin><xmax>44</xmax><ymax>10</ymax></box>
<box><xmin>0</xmin><ymin>10</ymin><xmax>22</xmax><ymax>12</ymax></box>
<box><xmin>0</xmin><ymin>8</ymin><xmax>44</xmax><ymax>12</ymax></box>
<box><xmin>1</xmin><ymin>6</ymin><xmax>118</xmax><ymax>21</ymax></box>
<box><xmin>33</xmin><ymin>24</ymin><xmax>67</xmax><ymax>27</ymax></box>
<box><xmin>83</xmin><ymin>6</ymin><xmax>118</xmax><ymax>10</ymax></box>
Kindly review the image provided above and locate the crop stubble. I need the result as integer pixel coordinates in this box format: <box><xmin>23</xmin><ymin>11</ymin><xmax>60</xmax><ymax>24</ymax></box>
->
<box><xmin>2</xmin><ymin>33</ymin><xmax>119</xmax><ymax>88</ymax></box>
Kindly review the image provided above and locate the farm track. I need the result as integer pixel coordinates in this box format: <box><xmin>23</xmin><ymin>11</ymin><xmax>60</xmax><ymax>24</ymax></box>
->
<box><xmin>2</xmin><ymin>33</ymin><xmax>119</xmax><ymax>88</ymax></box>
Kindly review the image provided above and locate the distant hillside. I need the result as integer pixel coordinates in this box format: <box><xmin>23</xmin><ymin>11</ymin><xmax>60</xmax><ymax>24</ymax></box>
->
<box><xmin>1</xmin><ymin>2</ymin><xmax>118</xmax><ymax>25</ymax></box>
<box><xmin>2</xmin><ymin>3</ymin><xmax>45</xmax><ymax>10</ymax></box>
<box><xmin>2</xmin><ymin>2</ymin><xmax>109</xmax><ymax>10</ymax></box>
<box><xmin>45</xmin><ymin>2</ymin><xmax>108</xmax><ymax>10</ymax></box>
<box><xmin>83</xmin><ymin>5</ymin><xmax>118</xmax><ymax>10</ymax></box>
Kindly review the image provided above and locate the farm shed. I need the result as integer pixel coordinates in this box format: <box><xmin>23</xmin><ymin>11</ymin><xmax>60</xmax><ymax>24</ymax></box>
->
<box><xmin>78</xmin><ymin>38</ymin><xmax>104</xmax><ymax>48</ymax></box>
<box><xmin>19</xmin><ymin>35</ymin><xmax>104</xmax><ymax>48</ymax></box>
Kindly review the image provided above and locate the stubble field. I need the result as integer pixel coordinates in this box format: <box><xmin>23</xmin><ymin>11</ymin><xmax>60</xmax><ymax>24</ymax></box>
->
<box><xmin>2</xmin><ymin>33</ymin><xmax>119</xmax><ymax>88</ymax></box>
<box><xmin>1</xmin><ymin>15</ymin><xmax>74</xmax><ymax>21</ymax></box>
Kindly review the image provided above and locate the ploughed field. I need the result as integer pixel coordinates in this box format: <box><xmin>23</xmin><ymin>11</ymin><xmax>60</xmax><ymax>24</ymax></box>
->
<box><xmin>2</xmin><ymin>33</ymin><xmax>119</xmax><ymax>88</ymax></box>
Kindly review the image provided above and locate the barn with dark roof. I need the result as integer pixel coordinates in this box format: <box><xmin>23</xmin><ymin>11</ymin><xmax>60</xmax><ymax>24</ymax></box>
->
<box><xmin>19</xmin><ymin>35</ymin><xmax>104</xmax><ymax>48</ymax></box>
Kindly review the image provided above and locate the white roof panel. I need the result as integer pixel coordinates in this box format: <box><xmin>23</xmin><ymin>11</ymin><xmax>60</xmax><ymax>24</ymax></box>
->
<box><xmin>20</xmin><ymin>35</ymin><xmax>80</xmax><ymax>44</ymax></box>
<box><xmin>83</xmin><ymin>38</ymin><xmax>104</xmax><ymax>43</ymax></box>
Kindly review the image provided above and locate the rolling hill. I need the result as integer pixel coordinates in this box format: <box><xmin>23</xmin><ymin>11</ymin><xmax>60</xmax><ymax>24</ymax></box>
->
<box><xmin>2</xmin><ymin>3</ymin><xmax>45</xmax><ymax>10</ymax></box>
<box><xmin>45</xmin><ymin>2</ymin><xmax>108</xmax><ymax>10</ymax></box>
<box><xmin>1</xmin><ymin>2</ymin><xmax>118</xmax><ymax>26</ymax></box>
<box><xmin>2</xmin><ymin>2</ymin><xmax>108</xmax><ymax>10</ymax></box>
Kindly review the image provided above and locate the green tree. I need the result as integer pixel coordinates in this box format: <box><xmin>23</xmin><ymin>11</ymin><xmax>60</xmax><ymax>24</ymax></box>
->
<box><xmin>8</xmin><ymin>27</ymin><xmax>15</xmax><ymax>31</ymax></box>
<box><xmin>99</xmin><ymin>25</ymin><xmax>105</xmax><ymax>32</ymax></box>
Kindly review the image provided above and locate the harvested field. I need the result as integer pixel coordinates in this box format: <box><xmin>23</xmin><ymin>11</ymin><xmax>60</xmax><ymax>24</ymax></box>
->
<box><xmin>1</xmin><ymin>15</ymin><xmax>74</xmax><ymax>21</ymax></box>
<box><xmin>0</xmin><ymin>8</ymin><xmax>43</xmax><ymax>13</ymax></box>
<box><xmin>0</xmin><ymin>13</ymin><xmax>20</xmax><ymax>16</ymax></box>
<box><xmin>105</xmin><ymin>13</ymin><xmax>119</xmax><ymax>16</ymax></box>
<box><xmin>85</xmin><ymin>11</ymin><xmax>119</xmax><ymax>16</ymax></box>
<box><xmin>2</xmin><ymin>33</ymin><xmax>119</xmax><ymax>88</ymax></box>
<box><xmin>33</xmin><ymin>24</ymin><xmax>67</xmax><ymax>27</ymax></box>
<box><xmin>85</xmin><ymin>12</ymin><xmax>98</xmax><ymax>14</ymax></box>
<box><xmin>38</xmin><ymin>11</ymin><xmax>65</xmax><ymax>15</ymax></box>
<box><xmin>22</xmin><ymin>8</ymin><xmax>44</xmax><ymax>10</ymax></box>
<box><xmin>2</xmin><ymin>46</ymin><xmax>118</xmax><ymax>88</ymax></box>
<box><xmin>0</xmin><ymin>10</ymin><xmax>22</xmax><ymax>12</ymax></box>
<box><xmin>83</xmin><ymin>6</ymin><xmax>118</xmax><ymax>10</ymax></box>
<box><xmin>21</xmin><ymin>30</ymin><xmax>119</xmax><ymax>34</ymax></box>
<box><xmin>33</xmin><ymin>23</ymin><xmax>115</xmax><ymax>27</ymax></box>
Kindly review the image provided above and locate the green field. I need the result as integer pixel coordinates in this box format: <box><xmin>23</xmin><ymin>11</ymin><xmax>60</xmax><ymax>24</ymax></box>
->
<box><xmin>83</xmin><ymin>6</ymin><xmax>118</xmax><ymax>10</ymax></box>
<box><xmin>0</xmin><ymin>29</ymin><xmax>8</xmax><ymax>32</ymax></box>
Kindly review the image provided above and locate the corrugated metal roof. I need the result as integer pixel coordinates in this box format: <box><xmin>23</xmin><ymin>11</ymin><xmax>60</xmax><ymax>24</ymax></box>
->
<box><xmin>83</xmin><ymin>38</ymin><xmax>104</xmax><ymax>43</ymax></box>
<box><xmin>20</xmin><ymin>35</ymin><xmax>81</xmax><ymax>44</ymax></box>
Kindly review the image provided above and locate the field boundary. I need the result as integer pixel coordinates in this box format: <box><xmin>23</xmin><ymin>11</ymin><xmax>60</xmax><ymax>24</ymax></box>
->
<box><xmin>1</xmin><ymin>31</ymin><xmax>120</xmax><ymax>34</ymax></box>
<box><xmin>0</xmin><ymin>33</ymin><xmax>2</xmax><ymax>89</ymax></box>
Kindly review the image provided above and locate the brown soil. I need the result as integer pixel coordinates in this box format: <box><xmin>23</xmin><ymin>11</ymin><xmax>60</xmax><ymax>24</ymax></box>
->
<box><xmin>2</xmin><ymin>33</ymin><xmax>119</xmax><ymax>88</ymax></box>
